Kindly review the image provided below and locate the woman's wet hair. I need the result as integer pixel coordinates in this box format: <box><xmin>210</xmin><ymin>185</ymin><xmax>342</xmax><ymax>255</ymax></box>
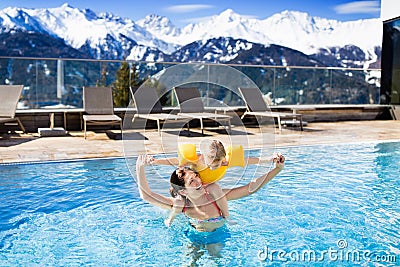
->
<box><xmin>169</xmin><ymin>167</ymin><xmax>199</xmax><ymax>198</ymax></box>
<box><xmin>169</xmin><ymin>168</ymin><xmax>185</xmax><ymax>197</ymax></box>
<box><xmin>169</xmin><ymin>167</ymin><xmax>198</xmax><ymax>197</ymax></box>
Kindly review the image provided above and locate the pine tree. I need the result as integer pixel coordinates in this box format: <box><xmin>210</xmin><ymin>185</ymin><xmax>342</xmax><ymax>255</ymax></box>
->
<box><xmin>96</xmin><ymin>63</ymin><xmax>107</xmax><ymax>87</ymax></box>
<box><xmin>112</xmin><ymin>61</ymin><xmax>139</xmax><ymax>107</ymax></box>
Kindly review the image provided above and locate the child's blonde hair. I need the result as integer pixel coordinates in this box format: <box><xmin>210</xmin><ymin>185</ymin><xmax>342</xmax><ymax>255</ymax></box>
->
<box><xmin>201</xmin><ymin>139</ymin><xmax>226</xmax><ymax>163</ymax></box>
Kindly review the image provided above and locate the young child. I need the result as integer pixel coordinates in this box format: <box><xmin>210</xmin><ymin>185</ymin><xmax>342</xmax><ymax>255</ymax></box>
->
<box><xmin>154</xmin><ymin>139</ymin><xmax>267</xmax><ymax>183</ymax></box>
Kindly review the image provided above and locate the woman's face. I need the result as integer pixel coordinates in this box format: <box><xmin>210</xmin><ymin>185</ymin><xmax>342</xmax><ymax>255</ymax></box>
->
<box><xmin>183</xmin><ymin>170</ymin><xmax>203</xmax><ymax>192</ymax></box>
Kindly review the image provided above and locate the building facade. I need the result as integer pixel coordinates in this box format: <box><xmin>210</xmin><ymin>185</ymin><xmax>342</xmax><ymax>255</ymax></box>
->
<box><xmin>381</xmin><ymin>0</ymin><xmax>400</xmax><ymax>104</ymax></box>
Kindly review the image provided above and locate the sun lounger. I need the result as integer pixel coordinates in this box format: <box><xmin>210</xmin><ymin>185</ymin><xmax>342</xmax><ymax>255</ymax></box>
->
<box><xmin>82</xmin><ymin>86</ymin><xmax>122</xmax><ymax>139</ymax></box>
<box><xmin>131</xmin><ymin>86</ymin><xmax>190</xmax><ymax>135</ymax></box>
<box><xmin>238</xmin><ymin>87</ymin><xmax>304</xmax><ymax>131</ymax></box>
<box><xmin>173</xmin><ymin>86</ymin><xmax>232</xmax><ymax>135</ymax></box>
<box><xmin>0</xmin><ymin>85</ymin><xmax>26</xmax><ymax>132</ymax></box>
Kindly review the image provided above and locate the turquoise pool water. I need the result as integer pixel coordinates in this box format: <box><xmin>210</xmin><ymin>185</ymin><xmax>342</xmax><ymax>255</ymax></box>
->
<box><xmin>0</xmin><ymin>141</ymin><xmax>399</xmax><ymax>266</ymax></box>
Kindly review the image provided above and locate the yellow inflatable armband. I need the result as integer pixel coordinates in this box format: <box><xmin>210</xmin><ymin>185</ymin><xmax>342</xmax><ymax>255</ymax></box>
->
<box><xmin>177</xmin><ymin>143</ymin><xmax>245</xmax><ymax>184</ymax></box>
<box><xmin>198</xmin><ymin>166</ymin><xmax>228</xmax><ymax>184</ymax></box>
<box><xmin>198</xmin><ymin>144</ymin><xmax>245</xmax><ymax>184</ymax></box>
<box><xmin>226</xmin><ymin>145</ymin><xmax>245</xmax><ymax>167</ymax></box>
<box><xmin>178</xmin><ymin>143</ymin><xmax>198</xmax><ymax>165</ymax></box>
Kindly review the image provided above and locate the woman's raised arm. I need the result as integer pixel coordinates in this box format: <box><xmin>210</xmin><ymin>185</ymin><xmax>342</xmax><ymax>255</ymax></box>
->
<box><xmin>136</xmin><ymin>154</ymin><xmax>174</xmax><ymax>210</ymax></box>
<box><xmin>223</xmin><ymin>154</ymin><xmax>285</xmax><ymax>201</ymax></box>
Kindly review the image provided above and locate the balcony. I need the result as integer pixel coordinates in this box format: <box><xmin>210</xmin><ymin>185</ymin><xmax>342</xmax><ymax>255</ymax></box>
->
<box><xmin>0</xmin><ymin>57</ymin><xmax>391</xmax><ymax>133</ymax></box>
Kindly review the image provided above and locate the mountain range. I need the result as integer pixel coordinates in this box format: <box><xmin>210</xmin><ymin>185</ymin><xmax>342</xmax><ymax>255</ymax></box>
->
<box><xmin>0</xmin><ymin>3</ymin><xmax>382</xmax><ymax>68</ymax></box>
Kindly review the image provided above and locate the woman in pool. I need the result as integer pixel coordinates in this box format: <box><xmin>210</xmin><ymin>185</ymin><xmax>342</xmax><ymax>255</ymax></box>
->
<box><xmin>151</xmin><ymin>139</ymin><xmax>276</xmax><ymax>227</ymax></box>
<box><xmin>135</xmin><ymin>153</ymin><xmax>285</xmax><ymax>232</ymax></box>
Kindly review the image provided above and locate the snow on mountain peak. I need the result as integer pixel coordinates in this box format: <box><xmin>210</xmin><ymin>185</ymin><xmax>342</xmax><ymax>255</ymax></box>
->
<box><xmin>0</xmin><ymin>4</ymin><xmax>176</xmax><ymax>53</ymax></box>
<box><xmin>0</xmin><ymin>4</ymin><xmax>381</xmax><ymax>62</ymax></box>
<box><xmin>60</xmin><ymin>3</ymin><xmax>73</xmax><ymax>9</ymax></box>
<box><xmin>217</xmin><ymin>8</ymin><xmax>242</xmax><ymax>22</ymax></box>
<box><xmin>137</xmin><ymin>14</ymin><xmax>174</xmax><ymax>28</ymax></box>
<box><xmin>136</xmin><ymin>14</ymin><xmax>180</xmax><ymax>38</ymax></box>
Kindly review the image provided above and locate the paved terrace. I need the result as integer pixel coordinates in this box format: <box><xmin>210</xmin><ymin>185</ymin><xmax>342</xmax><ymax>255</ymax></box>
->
<box><xmin>1</xmin><ymin>120</ymin><xmax>400</xmax><ymax>164</ymax></box>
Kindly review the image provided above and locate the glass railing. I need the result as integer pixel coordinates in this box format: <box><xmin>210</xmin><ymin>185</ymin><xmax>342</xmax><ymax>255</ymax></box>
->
<box><xmin>0</xmin><ymin>57</ymin><xmax>381</xmax><ymax>109</ymax></box>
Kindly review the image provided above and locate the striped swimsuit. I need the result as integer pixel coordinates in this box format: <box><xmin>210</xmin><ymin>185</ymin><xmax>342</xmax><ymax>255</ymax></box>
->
<box><xmin>182</xmin><ymin>192</ymin><xmax>225</xmax><ymax>229</ymax></box>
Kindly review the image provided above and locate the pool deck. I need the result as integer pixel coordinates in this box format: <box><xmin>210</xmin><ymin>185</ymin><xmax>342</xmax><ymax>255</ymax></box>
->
<box><xmin>1</xmin><ymin>120</ymin><xmax>400</xmax><ymax>164</ymax></box>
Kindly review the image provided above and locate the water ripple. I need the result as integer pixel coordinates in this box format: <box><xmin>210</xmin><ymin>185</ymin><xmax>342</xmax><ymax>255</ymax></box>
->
<box><xmin>0</xmin><ymin>143</ymin><xmax>399</xmax><ymax>266</ymax></box>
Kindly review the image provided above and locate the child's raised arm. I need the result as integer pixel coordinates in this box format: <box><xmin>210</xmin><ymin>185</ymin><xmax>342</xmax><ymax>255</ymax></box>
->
<box><xmin>152</xmin><ymin>157</ymin><xmax>180</xmax><ymax>166</ymax></box>
<box><xmin>245</xmin><ymin>156</ymin><xmax>275</xmax><ymax>165</ymax></box>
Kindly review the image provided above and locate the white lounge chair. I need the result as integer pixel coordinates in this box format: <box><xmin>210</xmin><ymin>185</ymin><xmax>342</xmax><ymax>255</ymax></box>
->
<box><xmin>173</xmin><ymin>86</ymin><xmax>232</xmax><ymax>135</ymax></box>
<box><xmin>131</xmin><ymin>86</ymin><xmax>190</xmax><ymax>135</ymax></box>
<box><xmin>0</xmin><ymin>85</ymin><xmax>25</xmax><ymax>132</ymax></box>
<box><xmin>238</xmin><ymin>87</ymin><xmax>304</xmax><ymax>131</ymax></box>
<box><xmin>82</xmin><ymin>86</ymin><xmax>122</xmax><ymax>139</ymax></box>
<box><xmin>390</xmin><ymin>105</ymin><xmax>400</xmax><ymax>120</ymax></box>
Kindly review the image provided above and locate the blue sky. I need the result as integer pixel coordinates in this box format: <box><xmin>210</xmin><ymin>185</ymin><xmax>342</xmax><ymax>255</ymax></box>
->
<box><xmin>0</xmin><ymin>0</ymin><xmax>381</xmax><ymax>27</ymax></box>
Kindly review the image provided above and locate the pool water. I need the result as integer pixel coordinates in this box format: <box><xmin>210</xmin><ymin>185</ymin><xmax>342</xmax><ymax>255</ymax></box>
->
<box><xmin>0</xmin><ymin>141</ymin><xmax>399</xmax><ymax>266</ymax></box>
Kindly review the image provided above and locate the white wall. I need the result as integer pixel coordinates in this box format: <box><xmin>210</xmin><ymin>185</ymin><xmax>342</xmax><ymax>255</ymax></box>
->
<box><xmin>381</xmin><ymin>0</ymin><xmax>400</xmax><ymax>21</ymax></box>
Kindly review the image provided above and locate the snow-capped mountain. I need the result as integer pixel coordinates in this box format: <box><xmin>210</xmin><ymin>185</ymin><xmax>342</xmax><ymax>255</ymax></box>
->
<box><xmin>136</xmin><ymin>14</ymin><xmax>181</xmax><ymax>41</ymax></box>
<box><xmin>138</xmin><ymin>9</ymin><xmax>381</xmax><ymax>58</ymax></box>
<box><xmin>164</xmin><ymin>37</ymin><xmax>322</xmax><ymax>67</ymax></box>
<box><xmin>0</xmin><ymin>4</ymin><xmax>382</xmax><ymax>68</ymax></box>
<box><xmin>0</xmin><ymin>4</ymin><xmax>176</xmax><ymax>54</ymax></box>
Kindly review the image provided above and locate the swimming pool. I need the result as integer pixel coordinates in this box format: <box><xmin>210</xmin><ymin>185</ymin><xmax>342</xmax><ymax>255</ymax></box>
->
<box><xmin>0</xmin><ymin>141</ymin><xmax>399</xmax><ymax>266</ymax></box>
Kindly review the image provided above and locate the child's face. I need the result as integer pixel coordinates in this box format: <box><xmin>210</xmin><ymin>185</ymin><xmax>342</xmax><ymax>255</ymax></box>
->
<box><xmin>205</xmin><ymin>158</ymin><xmax>225</xmax><ymax>170</ymax></box>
